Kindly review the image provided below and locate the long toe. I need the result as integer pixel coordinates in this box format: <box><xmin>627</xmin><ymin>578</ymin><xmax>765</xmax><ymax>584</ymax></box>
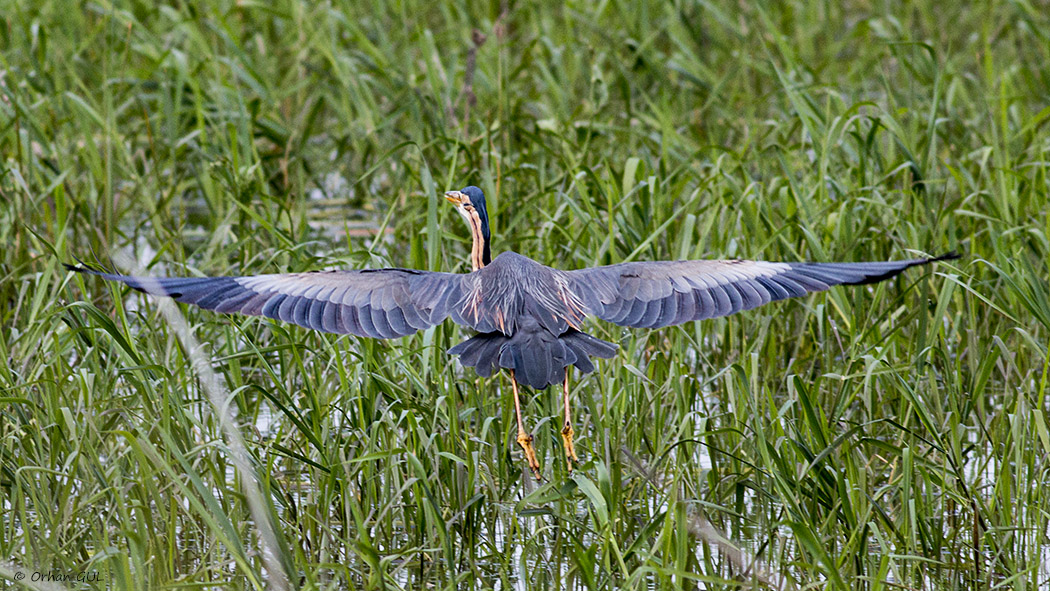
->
<box><xmin>561</xmin><ymin>423</ymin><xmax>579</xmax><ymax>466</ymax></box>
<box><xmin>517</xmin><ymin>432</ymin><xmax>542</xmax><ymax>481</ymax></box>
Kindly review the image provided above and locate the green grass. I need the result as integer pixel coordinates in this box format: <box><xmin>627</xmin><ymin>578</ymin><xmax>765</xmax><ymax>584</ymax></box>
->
<box><xmin>3</xmin><ymin>0</ymin><xmax>1049</xmax><ymax>589</ymax></box>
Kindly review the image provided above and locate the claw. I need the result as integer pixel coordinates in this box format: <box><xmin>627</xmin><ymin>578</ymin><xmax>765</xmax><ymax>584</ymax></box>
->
<box><xmin>560</xmin><ymin>422</ymin><xmax>578</xmax><ymax>469</ymax></box>
<box><xmin>517</xmin><ymin>431</ymin><xmax>542</xmax><ymax>480</ymax></box>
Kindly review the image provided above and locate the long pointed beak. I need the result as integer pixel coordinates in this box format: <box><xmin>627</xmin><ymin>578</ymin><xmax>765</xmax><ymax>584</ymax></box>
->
<box><xmin>444</xmin><ymin>191</ymin><xmax>464</xmax><ymax>205</ymax></box>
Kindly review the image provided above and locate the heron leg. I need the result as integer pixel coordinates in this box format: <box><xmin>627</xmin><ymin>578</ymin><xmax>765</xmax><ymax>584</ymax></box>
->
<box><xmin>510</xmin><ymin>370</ymin><xmax>541</xmax><ymax>480</ymax></box>
<box><xmin>560</xmin><ymin>370</ymin><xmax>579</xmax><ymax>469</ymax></box>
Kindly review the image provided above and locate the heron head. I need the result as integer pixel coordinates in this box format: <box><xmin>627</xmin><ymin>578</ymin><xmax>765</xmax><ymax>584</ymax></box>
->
<box><xmin>444</xmin><ymin>186</ymin><xmax>490</xmax><ymax>241</ymax></box>
<box><xmin>444</xmin><ymin>186</ymin><xmax>492</xmax><ymax>269</ymax></box>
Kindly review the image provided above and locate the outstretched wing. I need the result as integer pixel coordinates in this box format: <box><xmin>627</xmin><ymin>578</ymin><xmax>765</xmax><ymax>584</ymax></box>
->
<box><xmin>566</xmin><ymin>254</ymin><xmax>957</xmax><ymax>329</ymax></box>
<box><xmin>67</xmin><ymin>265</ymin><xmax>467</xmax><ymax>339</ymax></box>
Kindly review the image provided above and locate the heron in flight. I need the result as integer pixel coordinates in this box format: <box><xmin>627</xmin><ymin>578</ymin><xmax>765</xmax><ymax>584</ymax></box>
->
<box><xmin>68</xmin><ymin>186</ymin><xmax>956</xmax><ymax>479</ymax></box>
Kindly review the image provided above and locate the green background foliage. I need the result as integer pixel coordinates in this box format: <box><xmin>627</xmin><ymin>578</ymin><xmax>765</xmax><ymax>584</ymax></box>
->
<box><xmin>2</xmin><ymin>0</ymin><xmax>1049</xmax><ymax>588</ymax></box>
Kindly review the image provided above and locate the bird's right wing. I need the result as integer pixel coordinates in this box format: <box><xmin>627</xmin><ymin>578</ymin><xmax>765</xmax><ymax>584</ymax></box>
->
<box><xmin>565</xmin><ymin>254</ymin><xmax>956</xmax><ymax>329</ymax></box>
<box><xmin>67</xmin><ymin>265</ymin><xmax>468</xmax><ymax>339</ymax></box>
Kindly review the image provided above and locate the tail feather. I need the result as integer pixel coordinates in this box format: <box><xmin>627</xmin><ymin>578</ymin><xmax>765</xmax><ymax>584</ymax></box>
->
<box><xmin>449</xmin><ymin>328</ymin><xmax>618</xmax><ymax>389</ymax></box>
<box><xmin>474</xmin><ymin>339</ymin><xmax>503</xmax><ymax>377</ymax></box>
<box><xmin>449</xmin><ymin>334</ymin><xmax>502</xmax><ymax>378</ymax></box>
<box><xmin>522</xmin><ymin>341</ymin><xmax>549</xmax><ymax>390</ymax></box>
<box><xmin>452</xmin><ymin>337</ymin><xmax>487</xmax><ymax>367</ymax></box>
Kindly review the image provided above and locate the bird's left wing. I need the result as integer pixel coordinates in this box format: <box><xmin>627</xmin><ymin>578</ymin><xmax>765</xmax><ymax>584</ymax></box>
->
<box><xmin>565</xmin><ymin>254</ymin><xmax>956</xmax><ymax>329</ymax></box>
<box><xmin>67</xmin><ymin>265</ymin><xmax>467</xmax><ymax>339</ymax></box>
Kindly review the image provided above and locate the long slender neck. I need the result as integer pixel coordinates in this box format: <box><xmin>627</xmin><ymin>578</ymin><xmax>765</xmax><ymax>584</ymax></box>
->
<box><xmin>468</xmin><ymin>210</ymin><xmax>491</xmax><ymax>271</ymax></box>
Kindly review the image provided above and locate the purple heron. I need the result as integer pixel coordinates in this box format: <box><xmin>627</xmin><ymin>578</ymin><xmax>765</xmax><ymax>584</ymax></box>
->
<box><xmin>69</xmin><ymin>186</ymin><xmax>958</xmax><ymax>479</ymax></box>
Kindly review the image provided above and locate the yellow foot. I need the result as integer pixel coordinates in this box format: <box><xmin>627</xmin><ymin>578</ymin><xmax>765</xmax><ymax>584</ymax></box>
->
<box><xmin>561</xmin><ymin>422</ymin><xmax>579</xmax><ymax>469</ymax></box>
<box><xmin>516</xmin><ymin>432</ymin><xmax>542</xmax><ymax>480</ymax></box>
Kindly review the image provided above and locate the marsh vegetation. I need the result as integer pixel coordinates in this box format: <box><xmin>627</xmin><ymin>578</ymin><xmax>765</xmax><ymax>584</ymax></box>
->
<box><xmin>2</xmin><ymin>1</ymin><xmax>1049</xmax><ymax>588</ymax></box>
